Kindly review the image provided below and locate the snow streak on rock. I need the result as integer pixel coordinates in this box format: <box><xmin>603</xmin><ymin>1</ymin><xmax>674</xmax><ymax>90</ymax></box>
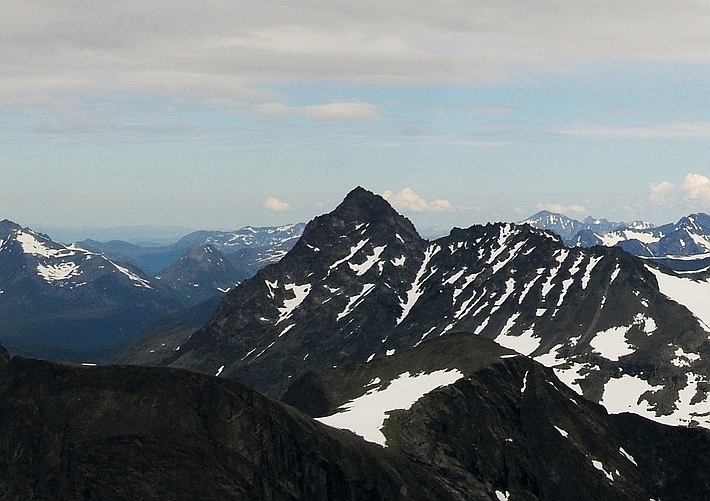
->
<box><xmin>337</xmin><ymin>284</ymin><xmax>375</xmax><ymax>321</ymax></box>
<box><xmin>397</xmin><ymin>245</ymin><xmax>440</xmax><ymax>325</ymax></box>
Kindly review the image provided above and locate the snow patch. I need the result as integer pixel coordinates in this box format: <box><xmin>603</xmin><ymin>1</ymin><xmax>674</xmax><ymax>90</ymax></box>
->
<box><xmin>494</xmin><ymin>491</ymin><xmax>510</xmax><ymax>501</ymax></box>
<box><xmin>496</xmin><ymin>327</ymin><xmax>541</xmax><ymax>356</ymax></box>
<box><xmin>337</xmin><ymin>283</ymin><xmax>375</xmax><ymax>321</ymax></box>
<box><xmin>277</xmin><ymin>283</ymin><xmax>312</xmax><ymax>324</ymax></box>
<box><xmin>581</xmin><ymin>256</ymin><xmax>603</xmax><ymax>290</ymax></box>
<box><xmin>591</xmin><ymin>459</ymin><xmax>615</xmax><ymax>482</ymax></box>
<box><xmin>647</xmin><ymin>266</ymin><xmax>710</xmax><ymax>332</ymax></box>
<box><xmin>330</xmin><ymin>239</ymin><xmax>370</xmax><ymax>270</ymax></box>
<box><xmin>316</xmin><ymin>369</ymin><xmax>464</xmax><ymax>446</ymax></box>
<box><xmin>397</xmin><ymin>245</ymin><xmax>440</xmax><ymax>325</ymax></box>
<box><xmin>36</xmin><ymin>262</ymin><xmax>81</xmax><ymax>283</ymax></box>
<box><xmin>671</xmin><ymin>346</ymin><xmax>701</xmax><ymax>367</ymax></box>
<box><xmin>554</xmin><ymin>426</ymin><xmax>568</xmax><ymax>438</ymax></box>
<box><xmin>619</xmin><ymin>447</ymin><xmax>637</xmax><ymax>466</ymax></box>
<box><xmin>349</xmin><ymin>245</ymin><xmax>386</xmax><ymax>276</ymax></box>
<box><xmin>112</xmin><ymin>263</ymin><xmax>153</xmax><ymax>289</ymax></box>
<box><xmin>391</xmin><ymin>255</ymin><xmax>406</xmax><ymax>267</ymax></box>
<box><xmin>600</xmin><ymin>375</ymin><xmax>663</xmax><ymax>417</ymax></box>
<box><xmin>590</xmin><ymin>326</ymin><xmax>635</xmax><ymax>361</ymax></box>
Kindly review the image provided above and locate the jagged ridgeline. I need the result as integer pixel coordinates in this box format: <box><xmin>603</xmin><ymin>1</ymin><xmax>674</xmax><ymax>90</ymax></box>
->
<box><xmin>158</xmin><ymin>187</ymin><xmax>710</xmax><ymax>431</ymax></box>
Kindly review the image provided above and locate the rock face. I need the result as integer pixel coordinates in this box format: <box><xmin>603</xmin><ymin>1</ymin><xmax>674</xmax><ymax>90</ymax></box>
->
<box><xmin>0</xmin><ymin>220</ymin><xmax>183</xmax><ymax>363</ymax></box>
<box><xmin>284</xmin><ymin>333</ymin><xmax>710</xmax><ymax>500</ymax></box>
<box><xmin>159</xmin><ymin>188</ymin><xmax>710</xmax><ymax>432</ymax></box>
<box><xmin>0</xmin><ymin>353</ymin><xmax>454</xmax><ymax>500</ymax></box>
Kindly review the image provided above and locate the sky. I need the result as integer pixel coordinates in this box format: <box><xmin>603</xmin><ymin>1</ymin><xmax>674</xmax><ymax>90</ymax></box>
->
<box><xmin>3</xmin><ymin>1</ymin><xmax>710</xmax><ymax>241</ymax></box>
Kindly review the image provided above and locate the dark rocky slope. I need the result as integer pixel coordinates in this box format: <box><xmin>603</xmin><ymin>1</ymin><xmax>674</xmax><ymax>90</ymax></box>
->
<box><xmin>0</xmin><ymin>345</ymin><xmax>454</xmax><ymax>500</ymax></box>
<box><xmin>155</xmin><ymin>244</ymin><xmax>244</xmax><ymax>304</ymax></box>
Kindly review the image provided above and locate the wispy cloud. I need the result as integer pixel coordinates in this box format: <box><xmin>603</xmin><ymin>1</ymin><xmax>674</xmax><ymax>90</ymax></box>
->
<box><xmin>557</xmin><ymin>122</ymin><xmax>710</xmax><ymax>140</ymax></box>
<box><xmin>257</xmin><ymin>102</ymin><xmax>382</xmax><ymax>123</ymax></box>
<box><xmin>262</xmin><ymin>197</ymin><xmax>291</xmax><ymax>212</ymax></box>
<box><xmin>382</xmin><ymin>188</ymin><xmax>453</xmax><ymax>212</ymax></box>
<box><xmin>536</xmin><ymin>202</ymin><xmax>587</xmax><ymax>215</ymax></box>
<box><xmin>470</xmin><ymin>107</ymin><xmax>513</xmax><ymax>116</ymax></box>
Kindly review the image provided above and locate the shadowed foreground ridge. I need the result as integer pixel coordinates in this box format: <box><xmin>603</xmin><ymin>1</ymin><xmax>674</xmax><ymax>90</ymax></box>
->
<box><xmin>3</xmin><ymin>334</ymin><xmax>710</xmax><ymax>500</ymax></box>
<box><xmin>0</xmin><ymin>348</ymin><xmax>453</xmax><ymax>500</ymax></box>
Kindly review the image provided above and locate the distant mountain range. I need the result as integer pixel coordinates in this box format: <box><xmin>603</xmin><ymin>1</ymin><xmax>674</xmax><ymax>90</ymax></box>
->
<box><xmin>78</xmin><ymin>223</ymin><xmax>305</xmax><ymax>276</ymax></box>
<box><xmin>522</xmin><ymin>210</ymin><xmax>710</xmax><ymax>270</ymax></box>
<box><xmin>0</xmin><ymin>219</ymin><xmax>182</xmax><ymax>362</ymax></box>
<box><xmin>0</xmin><ymin>220</ymin><xmax>305</xmax><ymax>362</ymax></box>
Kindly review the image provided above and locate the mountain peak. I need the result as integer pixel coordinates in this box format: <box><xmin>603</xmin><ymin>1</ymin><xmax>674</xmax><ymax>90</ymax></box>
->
<box><xmin>298</xmin><ymin>187</ymin><xmax>422</xmax><ymax>250</ymax></box>
<box><xmin>332</xmin><ymin>186</ymin><xmax>399</xmax><ymax>221</ymax></box>
<box><xmin>0</xmin><ymin>219</ymin><xmax>22</xmax><ymax>238</ymax></box>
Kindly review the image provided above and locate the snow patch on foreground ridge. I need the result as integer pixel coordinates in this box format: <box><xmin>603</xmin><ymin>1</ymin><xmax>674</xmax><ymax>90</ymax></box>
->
<box><xmin>316</xmin><ymin>369</ymin><xmax>464</xmax><ymax>446</ymax></box>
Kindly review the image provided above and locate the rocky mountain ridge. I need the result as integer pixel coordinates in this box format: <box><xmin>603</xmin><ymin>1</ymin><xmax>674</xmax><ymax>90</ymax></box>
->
<box><xmin>5</xmin><ymin>330</ymin><xmax>710</xmax><ymax>499</ymax></box>
<box><xmin>4</xmin><ymin>334</ymin><xmax>710</xmax><ymax>500</ymax></box>
<box><xmin>284</xmin><ymin>332</ymin><xmax>710</xmax><ymax>500</ymax></box>
<box><xmin>156</xmin><ymin>188</ymin><xmax>710</xmax><ymax>431</ymax></box>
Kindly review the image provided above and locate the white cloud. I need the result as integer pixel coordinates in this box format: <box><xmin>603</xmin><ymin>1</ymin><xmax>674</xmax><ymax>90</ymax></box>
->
<box><xmin>558</xmin><ymin>122</ymin><xmax>710</xmax><ymax>140</ymax></box>
<box><xmin>536</xmin><ymin>202</ymin><xmax>587</xmax><ymax>215</ymax></box>
<box><xmin>258</xmin><ymin>101</ymin><xmax>382</xmax><ymax>122</ymax></box>
<box><xmin>382</xmin><ymin>188</ymin><xmax>453</xmax><ymax>212</ymax></box>
<box><xmin>262</xmin><ymin>197</ymin><xmax>291</xmax><ymax>212</ymax></box>
<box><xmin>682</xmin><ymin>173</ymin><xmax>710</xmax><ymax>207</ymax></box>
<box><xmin>4</xmin><ymin>2</ymin><xmax>710</xmax><ymax>104</ymax></box>
<box><xmin>649</xmin><ymin>181</ymin><xmax>675</xmax><ymax>205</ymax></box>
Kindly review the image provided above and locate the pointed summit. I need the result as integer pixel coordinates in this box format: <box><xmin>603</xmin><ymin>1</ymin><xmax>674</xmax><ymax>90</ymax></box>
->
<box><xmin>332</xmin><ymin>186</ymin><xmax>395</xmax><ymax>220</ymax></box>
<box><xmin>327</xmin><ymin>186</ymin><xmax>407</xmax><ymax>228</ymax></box>
<box><xmin>298</xmin><ymin>187</ymin><xmax>422</xmax><ymax>253</ymax></box>
<box><xmin>0</xmin><ymin>219</ymin><xmax>22</xmax><ymax>239</ymax></box>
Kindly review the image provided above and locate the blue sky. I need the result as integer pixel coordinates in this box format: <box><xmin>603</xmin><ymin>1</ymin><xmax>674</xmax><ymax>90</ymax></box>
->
<box><xmin>3</xmin><ymin>1</ymin><xmax>710</xmax><ymax>241</ymax></box>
